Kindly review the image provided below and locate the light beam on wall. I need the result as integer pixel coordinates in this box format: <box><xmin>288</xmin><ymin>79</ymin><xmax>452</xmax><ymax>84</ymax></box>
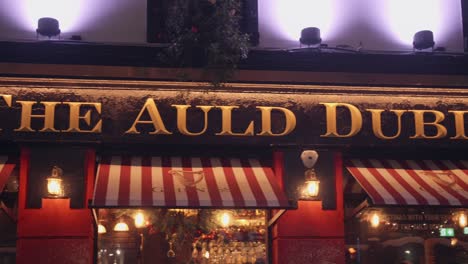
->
<box><xmin>23</xmin><ymin>0</ymin><xmax>84</xmax><ymax>33</ymax></box>
<box><xmin>259</xmin><ymin>0</ymin><xmax>341</xmax><ymax>47</ymax></box>
<box><xmin>382</xmin><ymin>0</ymin><xmax>460</xmax><ymax>49</ymax></box>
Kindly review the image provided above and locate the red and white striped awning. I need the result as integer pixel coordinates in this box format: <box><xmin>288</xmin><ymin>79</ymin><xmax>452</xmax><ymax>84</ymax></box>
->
<box><xmin>0</xmin><ymin>156</ymin><xmax>16</xmax><ymax>192</ymax></box>
<box><xmin>92</xmin><ymin>156</ymin><xmax>290</xmax><ymax>208</ymax></box>
<box><xmin>345</xmin><ymin>159</ymin><xmax>468</xmax><ymax>206</ymax></box>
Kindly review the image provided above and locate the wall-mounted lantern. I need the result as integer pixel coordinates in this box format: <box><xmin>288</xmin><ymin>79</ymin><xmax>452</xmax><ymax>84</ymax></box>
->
<box><xmin>298</xmin><ymin>150</ymin><xmax>320</xmax><ymax>201</ymax></box>
<box><xmin>46</xmin><ymin>166</ymin><xmax>65</xmax><ymax>198</ymax></box>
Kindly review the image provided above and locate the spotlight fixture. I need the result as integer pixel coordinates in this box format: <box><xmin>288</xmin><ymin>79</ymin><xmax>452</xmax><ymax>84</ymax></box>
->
<box><xmin>413</xmin><ymin>30</ymin><xmax>435</xmax><ymax>51</ymax></box>
<box><xmin>300</xmin><ymin>27</ymin><xmax>322</xmax><ymax>47</ymax></box>
<box><xmin>36</xmin><ymin>17</ymin><xmax>61</xmax><ymax>39</ymax></box>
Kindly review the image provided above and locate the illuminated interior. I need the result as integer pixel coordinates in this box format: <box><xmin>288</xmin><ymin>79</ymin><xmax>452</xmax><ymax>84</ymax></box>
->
<box><xmin>97</xmin><ymin>209</ymin><xmax>267</xmax><ymax>264</ymax></box>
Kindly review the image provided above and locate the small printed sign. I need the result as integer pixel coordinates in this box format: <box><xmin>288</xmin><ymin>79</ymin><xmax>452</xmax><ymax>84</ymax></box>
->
<box><xmin>464</xmin><ymin>227</ymin><xmax>468</xmax><ymax>235</ymax></box>
<box><xmin>440</xmin><ymin>228</ymin><xmax>455</xmax><ymax>237</ymax></box>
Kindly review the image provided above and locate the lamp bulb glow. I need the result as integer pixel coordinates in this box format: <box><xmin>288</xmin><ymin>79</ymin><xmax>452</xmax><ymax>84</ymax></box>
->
<box><xmin>221</xmin><ymin>212</ymin><xmax>231</xmax><ymax>227</ymax></box>
<box><xmin>114</xmin><ymin>222</ymin><xmax>129</xmax><ymax>232</ymax></box>
<box><xmin>134</xmin><ymin>212</ymin><xmax>145</xmax><ymax>228</ymax></box>
<box><xmin>459</xmin><ymin>213</ymin><xmax>467</xmax><ymax>228</ymax></box>
<box><xmin>305</xmin><ymin>180</ymin><xmax>319</xmax><ymax>197</ymax></box>
<box><xmin>98</xmin><ymin>224</ymin><xmax>107</xmax><ymax>234</ymax></box>
<box><xmin>370</xmin><ymin>213</ymin><xmax>380</xmax><ymax>228</ymax></box>
<box><xmin>47</xmin><ymin>178</ymin><xmax>63</xmax><ymax>196</ymax></box>
<box><xmin>451</xmin><ymin>238</ymin><xmax>458</xmax><ymax>247</ymax></box>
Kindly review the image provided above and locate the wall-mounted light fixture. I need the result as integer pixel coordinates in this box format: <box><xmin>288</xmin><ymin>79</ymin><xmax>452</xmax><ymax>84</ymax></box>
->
<box><xmin>298</xmin><ymin>150</ymin><xmax>320</xmax><ymax>200</ymax></box>
<box><xmin>46</xmin><ymin>166</ymin><xmax>65</xmax><ymax>198</ymax></box>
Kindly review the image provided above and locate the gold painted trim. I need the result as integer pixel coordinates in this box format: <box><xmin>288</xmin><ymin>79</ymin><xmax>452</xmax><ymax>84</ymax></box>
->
<box><xmin>0</xmin><ymin>75</ymin><xmax>468</xmax><ymax>97</ymax></box>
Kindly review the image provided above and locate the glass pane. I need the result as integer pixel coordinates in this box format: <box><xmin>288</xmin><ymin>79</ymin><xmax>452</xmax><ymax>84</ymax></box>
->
<box><xmin>97</xmin><ymin>209</ymin><xmax>268</xmax><ymax>264</ymax></box>
<box><xmin>345</xmin><ymin>207</ymin><xmax>468</xmax><ymax>264</ymax></box>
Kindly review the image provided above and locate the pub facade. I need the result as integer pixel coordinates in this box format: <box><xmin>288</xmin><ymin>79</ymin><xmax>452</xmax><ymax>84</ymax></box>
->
<box><xmin>0</xmin><ymin>1</ymin><xmax>468</xmax><ymax>264</ymax></box>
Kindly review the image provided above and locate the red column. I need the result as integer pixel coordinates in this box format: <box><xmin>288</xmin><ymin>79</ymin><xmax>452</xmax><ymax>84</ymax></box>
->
<box><xmin>16</xmin><ymin>148</ymin><xmax>96</xmax><ymax>264</ymax></box>
<box><xmin>272</xmin><ymin>152</ymin><xmax>345</xmax><ymax>264</ymax></box>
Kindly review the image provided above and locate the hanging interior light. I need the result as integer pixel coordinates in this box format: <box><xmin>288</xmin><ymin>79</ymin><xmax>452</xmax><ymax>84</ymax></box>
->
<box><xmin>98</xmin><ymin>224</ymin><xmax>107</xmax><ymax>234</ymax></box>
<box><xmin>114</xmin><ymin>221</ymin><xmax>129</xmax><ymax>232</ymax></box>
<box><xmin>298</xmin><ymin>150</ymin><xmax>320</xmax><ymax>200</ymax></box>
<box><xmin>46</xmin><ymin>166</ymin><xmax>65</xmax><ymax>198</ymax></box>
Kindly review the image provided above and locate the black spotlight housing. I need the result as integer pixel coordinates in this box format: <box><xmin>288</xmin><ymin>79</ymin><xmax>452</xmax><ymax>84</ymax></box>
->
<box><xmin>413</xmin><ymin>30</ymin><xmax>435</xmax><ymax>50</ymax></box>
<box><xmin>36</xmin><ymin>17</ymin><xmax>61</xmax><ymax>39</ymax></box>
<box><xmin>300</xmin><ymin>27</ymin><xmax>322</xmax><ymax>47</ymax></box>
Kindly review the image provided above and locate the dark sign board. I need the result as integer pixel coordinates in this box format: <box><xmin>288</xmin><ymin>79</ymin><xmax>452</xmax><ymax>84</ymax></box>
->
<box><xmin>0</xmin><ymin>80</ymin><xmax>467</xmax><ymax>147</ymax></box>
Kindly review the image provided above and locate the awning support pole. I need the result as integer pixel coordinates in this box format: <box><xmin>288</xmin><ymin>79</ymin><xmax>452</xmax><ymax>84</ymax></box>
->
<box><xmin>268</xmin><ymin>209</ymin><xmax>286</xmax><ymax>227</ymax></box>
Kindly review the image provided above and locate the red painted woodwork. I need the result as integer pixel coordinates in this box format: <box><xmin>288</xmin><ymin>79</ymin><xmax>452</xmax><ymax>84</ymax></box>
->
<box><xmin>273</xmin><ymin>238</ymin><xmax>345</xmax><ymax>264</ymax></box>
<box><xmin>18</xmin><ymin>198</ymin><xmax>94</xmax><ymax>237</ymax></box>
<box><xmin>17</xmin><ymin>238</ymin><xmax>93</xmax><ymax>264</ymax></box>
<box><xmin>273</xmin><ymin>151</ymin><xmax>285</xmax><ymax>191</ymax></box>
<box><xmin>272</xmin><ymin>152</ymin><xmax>345</xmax><ymax>264</ymax></box>
<box><xmin>16</xmin><ymin>148</ymin><xmax>96</xmax><ymax>264</ymax></box>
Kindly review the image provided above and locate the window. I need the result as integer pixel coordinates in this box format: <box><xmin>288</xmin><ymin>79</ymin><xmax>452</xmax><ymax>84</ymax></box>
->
<box><xmin>97</xmin><ymin>209</ymin><xmax>268</xmax><ymax>264</ymax></box>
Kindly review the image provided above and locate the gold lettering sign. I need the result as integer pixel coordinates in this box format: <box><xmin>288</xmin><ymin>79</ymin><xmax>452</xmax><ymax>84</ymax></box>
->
<box><xmin>173</xmin><ymin>105</ymin><xmax>213</xmax><ymax>136</ymax></box>
<box><xmin>0</xmin><ymin>95</ymin><xmax>466</xmax><ymax>142</ymax></box>
<box><xmin>320</xmin><ymin>103</ymin><xmax>362</xmax><ymax>138</ymax></box>
<box><xmin>15</xmin><ymin>101</ymin><xmax>60</xmax><ymax>132</ymax></box>
<box><xmin>449</xmin><ymin>111</ymin><xmax>468</xmax><ymax>140</ymax></box>
<box><xmin>410</xmin><ymin>110</ymin><xmax>447</xmax><ymax>139</ymax></box>
<box><xmin>215</xmin><ymin>106</ymin><xmax>254</xmax><ymax>136</ymax></box>
<box><xmin>125</xmin><ymin>98</ymin><xmax>172</xmax><ymax>135</ymax></box>
<box><xmin>0</xmin><ymin>95</ymin><xmax>12</xmax><ymax>132</ymax></box>
<box><xmin>0</xmin><ymin>95</ymin><xmax>12</xmax><ymax>107</ymax></box>
<box><xmin>367</xmin><ymin>109</ymin><xmax>406</xmax><ymax>139</ymax></box>
<box><xmin>64</xmin><ymin>102</ymin><xmax>102</xmax><ymax>133</ymax></box>
<box><xmin>256</xmin><ymin>106</ymin><xmax>296</xmax><ymax>136</ymax></box>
